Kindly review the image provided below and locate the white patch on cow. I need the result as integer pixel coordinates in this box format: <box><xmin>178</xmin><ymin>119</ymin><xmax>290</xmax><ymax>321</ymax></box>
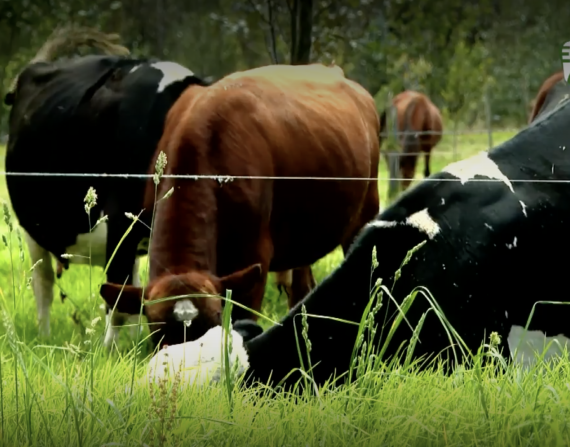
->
<box><xmin>405</xmin><ymin>208</ymin><xmax>440</xmax><ymax>239</ymax></box>
<box><xmin>103</xmin><ymin>310</ymin><xmax>142</xmax><ymax>349</ymax></box>
<box><xmin>129</xmin><ymin>65</ymin><xmax>141</xmax><ymax>74</ymax></box>
<box><xmin>132</xmin><ymin>256</ymin><xmax>142</xmax><ymax>287</ymax></box>
<box><xmin>368</xmin><ymin>209</ymin><xmax>440</xmax><ymax>239</ymax></box>
<box><xmin>440</xmin><ymin>198</ymin><xmax>445</xmax><ymax>205</ymax></box>
<box><xmin>146</xmin><ymin>326</ymin><xmax>249</xmax><ymax>387</ymax></box>
<box><xmin>484</xmin><ymin>223</ymin><xmax>494</xmax><ymax>231</ymax></box>
<box><xmin>519</xmin><ymin>201</ymin><xmax>528</xmax><ymax>217</ymax></box>
<box><xmin>442</xmin><ymin>151</ymin><xmax>514</xmax><ymax>193</ymax></box>
<box><xmin>508</xmin><ymin>325</ymin><xmax>570</xmax><ymax>367</ymax></box>
<box><xmin>24</xmin><ymin>230</ymin><xmax>55</xmax><ymax>337</ymax></box>
<box><xmin>103</xmin><ymin>312</ymin><xmax>120</xmax><ymax>349</ymax></box>
<box><xmin>368</xmin><ymin>220</ymin><xmax>397</xmax><ymax>229</ymax></box>
<box><xmin>506</xmin><ymin>236</ymin><xmax>517</xmax><ymax>249</ymax></box>
<box><xmin>151</xmin><ymin>62</ymin><xmax>194</xmax><ymax>93</ymax></box>
<box><xmin>64</xmin><ymin>211</ymin><xmax>107</xmax><ymax>268</ymax></box>
<box><xmin>173</xmin><ymin>299</ymin><xmax>199</xmax><ymax>326</ymax></box>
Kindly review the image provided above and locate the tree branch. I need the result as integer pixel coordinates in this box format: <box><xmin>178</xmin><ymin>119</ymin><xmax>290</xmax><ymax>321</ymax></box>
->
<box><xmin>266</xmin><ymin>0</ymin><xmax>279</xmax><ymax>63</ymax></box>
<box><xmin>245</xmin><ymin>0</ymin><xmax>271</xmax><ymax>25</ymax></box>
<box><xmin>314</xmin><ymin>1</ymin><xmax>334</xmax><ymax>21</ymax></box>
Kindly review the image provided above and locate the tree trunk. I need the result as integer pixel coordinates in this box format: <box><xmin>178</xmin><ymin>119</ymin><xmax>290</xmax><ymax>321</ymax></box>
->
<box><xmin>266</xmin><ymin>0</ymin><xmax>279</xmax><ymax>64</ymax></box>
<box><xmin>289</xmin><ymin>0</ymin><xmax>313</xmax><ymax>65</ymax></box>
<box><xmin>155</xmin><ymin>0</ymin><xmax>165</xmax><ymax>58</ymax></box>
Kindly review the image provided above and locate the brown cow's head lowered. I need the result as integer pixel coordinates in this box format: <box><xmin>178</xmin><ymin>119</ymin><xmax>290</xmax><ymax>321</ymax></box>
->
<box><xmin>99</xmin><ymin>263</ymin><xmax>262</xmax><ymax>348</ymax></box>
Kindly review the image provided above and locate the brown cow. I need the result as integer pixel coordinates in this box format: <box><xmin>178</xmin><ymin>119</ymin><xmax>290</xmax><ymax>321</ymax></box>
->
<box><xmin>99</xmin><ymin>63</ymin><xmax>381</xmax><ymax>348</ymax></box>
<box><xmin>380</xmin><ymin>90</ymin><xmax>443</xmax><ymax>200</ymax></box>
<box><xmin>528</xmin><ymin>71</ymin><xmax>564</xmax><ymax>124</ymax></box>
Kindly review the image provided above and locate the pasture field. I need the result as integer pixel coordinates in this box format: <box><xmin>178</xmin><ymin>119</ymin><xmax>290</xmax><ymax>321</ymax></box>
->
<box><xmin>3</xmin><ymin>129</ymin><xmax>570</xmax><ymax>446</ymax></box>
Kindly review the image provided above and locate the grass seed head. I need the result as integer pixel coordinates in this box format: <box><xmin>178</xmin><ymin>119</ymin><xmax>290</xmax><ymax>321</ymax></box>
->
<box><xmin>84</xmin><ymin>186</ymin><xmax>97</xmax><ymax>214</ymax></box>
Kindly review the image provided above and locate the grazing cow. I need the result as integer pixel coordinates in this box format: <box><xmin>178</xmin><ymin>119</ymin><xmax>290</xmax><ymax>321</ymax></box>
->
<box><xmin>380</xmin><ymin>91</ymin><xmax>443</xmax><ymax>200</ymax></box>
<box><xmin>4</xmin><ymin>28</ymin><xmax>211</xmax><ymax>347</ymax></box>
<box><xmin>528</xmin><ymin>70</ymin><xmax>565</xmax><ymax>124</ymax></box>
<box><xmin>99</xmin><ymin>63</ymin><xmax>381</xmax><ymax>349</ymax></box>
<box><xmin>148</xmin><ymin>77</ymin><xmax>570</xmax><ymax>390</ymax></box>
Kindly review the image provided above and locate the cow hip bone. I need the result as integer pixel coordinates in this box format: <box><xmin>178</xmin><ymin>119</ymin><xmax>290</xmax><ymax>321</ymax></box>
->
<box><xmin>146</xmin><ymin>325</ymin><xmax>249</xmax><ymax>387</ymax></box>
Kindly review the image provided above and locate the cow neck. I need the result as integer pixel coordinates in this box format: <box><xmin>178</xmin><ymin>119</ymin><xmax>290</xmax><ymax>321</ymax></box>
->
<box><xmin>148</xmin><ymin>152</ymin><xmax>217</xmax><ymax>280</ymax></box>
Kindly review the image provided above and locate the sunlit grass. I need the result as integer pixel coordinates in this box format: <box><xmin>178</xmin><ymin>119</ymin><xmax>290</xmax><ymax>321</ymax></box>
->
<box><xmin>4</xmin><ymin>129</ymin><xmax>570</xmax><ymax>446</ymax></box>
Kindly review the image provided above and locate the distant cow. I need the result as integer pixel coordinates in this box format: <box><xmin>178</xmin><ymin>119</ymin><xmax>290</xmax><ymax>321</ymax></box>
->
<box><xmin>4</xmin><ymin>28</ymin><xmax>210</xmax><ymax>348</ymax></box>
<box><xmin>528</xmin><ymin>71</ymin><xmax>565</xmax><ymax>124</ymax></box>
<box><xmin>151</xmin><ymin>77</ymin><xmax>570</xmax><ymax>389</ymax></box>
<box><xmin>380</xmin><ymin>91</ymin><xmax>443</xmax><ymax>200</ymax></box>
<box><xmin>99</xmin><ymin>63</ymin><xmax>381</xmax><ymax>349</ymax></box>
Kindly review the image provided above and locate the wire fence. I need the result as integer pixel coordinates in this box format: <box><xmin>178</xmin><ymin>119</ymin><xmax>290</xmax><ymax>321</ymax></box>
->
<box><xmin>379</xmin><ymin>127</ymin><xmax>522</xmax><ymax>156</ymax></box>
<box><xmin>2</xmin><ymin>127</ymin><xmax>564</xmax><ymax>185</ymax></box>
<box><xmin>378</xmin><ymin>128</ymin><xmax>521</xmax><ymax>137</ymax></box>
<box><xmin>1</xmin><ymin>173</ymin><xmax>568</xmax><ymax>184</ymax></box>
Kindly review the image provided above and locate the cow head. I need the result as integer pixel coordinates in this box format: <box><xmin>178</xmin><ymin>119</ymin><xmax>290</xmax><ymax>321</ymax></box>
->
<box><xmin>99</xmin><ymin>263</ymin><xmax>263</xmax><ymax>348</ymax></box>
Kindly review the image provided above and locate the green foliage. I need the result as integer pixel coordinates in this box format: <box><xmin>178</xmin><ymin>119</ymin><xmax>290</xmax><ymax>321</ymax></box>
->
<box><xmin>0</xmin><ymin>130</ymin><xmax>570</xmax><ymax>445</ymax></box>
<box><xmin>0</xmin><ymin>1</ymin><xmax>566</xmax><ymax>132</ymax></box>
<box><xmin>441</xmin><ymin>41</ymin><xmax>495</xmax><ymax>126</ymax></box>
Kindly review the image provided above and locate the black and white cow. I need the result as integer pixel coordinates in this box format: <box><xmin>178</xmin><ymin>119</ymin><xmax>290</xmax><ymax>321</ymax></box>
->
<box><xmin>146</xmin><ymin>80</ymin><xmax>570</xmax><ymax>389</ymax></box>
<box><xmin>5</xmin><ymin>54</ymin><xmax>209</xmax><ymax>347</ymax></box>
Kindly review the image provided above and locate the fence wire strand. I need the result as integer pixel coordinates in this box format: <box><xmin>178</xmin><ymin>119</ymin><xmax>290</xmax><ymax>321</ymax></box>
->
<box><xmin>377</xmin><ymin>128</ymin><xmax>520</xmax><ymax>137</ymax></box>
<box><xmin>1</xmin><ymin>171</ymin><xmax>570</xmax><ymax>185</ymax></box>
<box><xmin>1</xmin><ymin>127</ymin><xmax>566</xmax><ymax>184</ymax></box>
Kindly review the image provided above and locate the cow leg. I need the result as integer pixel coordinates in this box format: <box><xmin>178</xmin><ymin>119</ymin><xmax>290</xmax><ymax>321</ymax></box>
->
<box><xmin>230</xmin><ymin>265</ymin><xmax>270</xmax><ymax>322</ymax></box>
<box><xmin>423</xmin><ymin>151</ymin><xmax>431</xmax><ymax>178</ymax></box>
<box><xmin>55</xmin><ymin>260</ymin><xmax>68</xmax><ymax>301</ymax></box>
<box><xmin>384</xmin><ymin>151</ymin><xmax>401</xmax><ymax>201</ymax></box>
<box><xmin>127</xmin><ymin>256</ymin><xmax>143</xmax><ymax>338</ymax></box>
<box><xmin>400</xmin><ymin>153</ymin><xmax>418</xmax><ymax>191</ymax></box>
<box><xmin>103</xmin><ymin>257</ymin><xmax>143</xmax><ymax>348</ymax></box>
<box><xmin>230</xmin><ymin>236</ymin><xmax>273</xmax><ymax>322</ymax></box>
<box><xmin>401</xmin><ymin>131</ymin><xmax>421</xmax><ymax>191</ymax></box>
<box><xmin>290</xmin><ymin>266</ymin><xmax>316</xmax><ymax>307</ymax></box>
<box><xmin>56</xmin><ymin>260</ymin><xmax>64</xmax><ymax>279</ymax></box>
<box><xmin>275</xmin><ymin>266</ymin><xmax>316</xmax><ymax>309</ymax></box>
<box><xmin>23</xmin><ymin>231</ymin><xmax>55</xmax><ymax>338</ymax></box>
<box><xmin>275</xmin><ymin>270</ymin><xmax>293</xmax><ymax>302</ymax></box>
<box><xmin>102</xmin><ymin>211</ymin><xmax>144</xmax><ymax>350</ymax></box>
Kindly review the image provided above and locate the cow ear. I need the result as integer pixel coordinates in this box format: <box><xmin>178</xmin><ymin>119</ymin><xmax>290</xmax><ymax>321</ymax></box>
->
<box><xmin>219</xmin><ymin>263</ymin><xmax>263</xmax><ymax>295</ymax></box>
<box><xmin>100</xmin><ymin>283</ymin><xmax>146</xmax><ymax>315</ymax></box>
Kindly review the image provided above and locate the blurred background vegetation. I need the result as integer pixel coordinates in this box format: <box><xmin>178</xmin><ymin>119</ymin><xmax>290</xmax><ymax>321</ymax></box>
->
<box><xmin>0</xmin><ymin>0</ymin><xmax>567</xmax><ymax>138</ymax></box>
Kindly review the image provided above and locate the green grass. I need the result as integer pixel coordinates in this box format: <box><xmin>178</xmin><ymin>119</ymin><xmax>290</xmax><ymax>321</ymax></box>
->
<box><xmin>4</xmin><ymin>129</ymin><xmax>570</xmax><ymax>446</ymax></box>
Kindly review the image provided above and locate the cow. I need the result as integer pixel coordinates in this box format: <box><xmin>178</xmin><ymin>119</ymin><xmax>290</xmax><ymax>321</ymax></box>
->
<box><xmin>98</xmin><ymin>63</ymin><xmax>381</xmax><ymax>350</ymax></box>
<box><xmin>146</xmin><ymin>76</ymin><xmax>570</xmax><ymax>390</ymax></box>
<box><xmin>4</xmin><ymin>26</ymin><xmax>212</xmax><ymax>348</ymax></box>
<box><xmin>528</xmin><ymin>70</ymin><xmax>565</xmax><ymax>124</ymax></box>
<box><xmin>380</xmin><ymin>91</ymin><xmax>443</xmax><ymax>201</ymax></box>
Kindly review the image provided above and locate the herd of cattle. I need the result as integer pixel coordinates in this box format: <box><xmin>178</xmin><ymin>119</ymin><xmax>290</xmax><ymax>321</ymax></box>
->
<box><xmin>4</xmin><ymin>25</ymin><xmax>570</xmax><ymax>389</ymax></box>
